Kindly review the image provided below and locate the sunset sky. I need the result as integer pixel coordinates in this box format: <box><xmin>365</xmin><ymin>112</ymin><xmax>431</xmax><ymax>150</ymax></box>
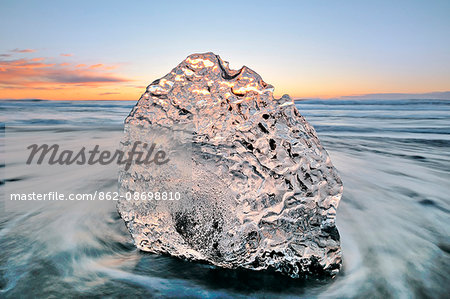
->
<box><xmin>1</xmin><ymin>0</ymin><xmax>449</xmax><ymax>100</ymax></box>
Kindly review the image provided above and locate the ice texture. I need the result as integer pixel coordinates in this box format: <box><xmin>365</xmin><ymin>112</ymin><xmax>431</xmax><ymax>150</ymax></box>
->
<box><xmin>118</xmin><ymin>53</ymin><xmax>343</xmax><ymax>278</ymax></box>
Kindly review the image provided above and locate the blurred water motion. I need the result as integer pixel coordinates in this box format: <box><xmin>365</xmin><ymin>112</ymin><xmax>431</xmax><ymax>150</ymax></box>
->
<box><xmin>1</xmin><ymin>99</ymin><xmax>449</xmax><ymax>298</ymax></box>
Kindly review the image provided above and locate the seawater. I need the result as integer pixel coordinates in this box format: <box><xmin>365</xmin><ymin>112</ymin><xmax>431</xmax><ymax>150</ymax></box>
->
<box><xmin>1</xmin><ymin>99</ymin><xmax>449</xmax><ymax>298</ymax></box>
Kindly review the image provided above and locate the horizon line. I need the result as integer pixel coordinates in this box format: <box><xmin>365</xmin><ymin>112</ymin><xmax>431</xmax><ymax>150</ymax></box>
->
<box><xmin>1</xmin><ymin>91</ymin><xmax>450</xmax><ymax>102</ymax></box>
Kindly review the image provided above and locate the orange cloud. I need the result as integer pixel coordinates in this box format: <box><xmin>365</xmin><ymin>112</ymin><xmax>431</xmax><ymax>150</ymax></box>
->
<box><xmin>0</xmin><ymin>56</ymin><xmax>137</xmax><ymax>100</ymax></box>
<box><xmin>104</xmin><ymin>65</ymin><xmax>117</xmax><ymax>70</ymax></box>
<box><xmin>60</xmin><ymin>53</ymin><xmax>73</xmax><ymax>57</ymax></box>
<box><xmin>90</xmin><ymin>64</ymin><xmax>103</xmax><ymax>69</ymax></box>
<box><xmin>11</xmin><ymin>48</ymin><xmax>36</xmax><ymax>53</ymax></box>
<box><xmin>0</xmin><ymin>58</ymin><xmax>56</xmax><ymax>69</ymax></box>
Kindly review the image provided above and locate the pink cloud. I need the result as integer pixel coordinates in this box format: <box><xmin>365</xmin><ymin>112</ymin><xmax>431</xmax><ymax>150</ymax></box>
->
<box><xmin>99</xmin><ymin>92</ymin><xmax>120</xmax><ymax>95</ymax></box>
<box><xmin>11</xmin><ymin>48</ymin><xmax>36</xmax><ymax>53</ymax></box>
<box><xmin>90</xmin><ymin>64</ymin><xmax>103</xmax><ymax>69</ymax></box>
<box><xmin>60</xmin><ymin>53</ymin><xmax>73</xmax><ymax>57</ymax></box>
<box><xmin>0</xmin><ymin>57</ymin><xmax>131</xmax><ymax>88</ymax></box>
<box><xmin>104</xmin><ymin>65</ymin><xmax>117</xmax><ymax>70</ymax></box>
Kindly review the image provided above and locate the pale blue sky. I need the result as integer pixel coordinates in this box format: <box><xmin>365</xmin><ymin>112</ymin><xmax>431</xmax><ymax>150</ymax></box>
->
<box><xmin>1</xmin><ymin>0</ymin><xmax>449</xmax><ymax>99</ymax></box>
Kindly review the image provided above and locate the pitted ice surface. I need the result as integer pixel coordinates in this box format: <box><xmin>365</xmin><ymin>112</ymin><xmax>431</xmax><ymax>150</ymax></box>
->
<box><xmin>118</xmin><ymin>53</ymin><xmax>343</xmax><ymax>278</ymax></box>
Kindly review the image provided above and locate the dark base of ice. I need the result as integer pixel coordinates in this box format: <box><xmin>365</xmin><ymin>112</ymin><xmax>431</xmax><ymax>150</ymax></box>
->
<box><xmin>135</xmin><ymin>250</ymin><xmax>337</xmax><ymax>293</ymax></box>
